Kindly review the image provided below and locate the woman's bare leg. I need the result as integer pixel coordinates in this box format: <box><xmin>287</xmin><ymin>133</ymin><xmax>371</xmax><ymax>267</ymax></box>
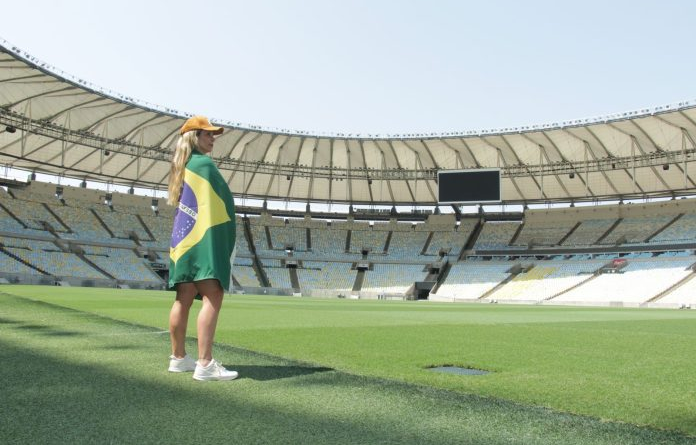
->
<box><xmin>169</xmin><ymin>283</ymin><xmax>196</xmax><ymax>358</ymax></box>
<box><xmin>194</xmin><ymin>279</ymin><xmax>224</xmax><ymax>366</ymax></box>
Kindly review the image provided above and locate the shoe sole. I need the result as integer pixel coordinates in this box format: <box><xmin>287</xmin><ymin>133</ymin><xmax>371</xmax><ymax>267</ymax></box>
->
<box><xmin>168</xmin><ymin>367</ymin><xmax>196</xmax><ymax>373</ymax></box>
<box><xmin>193</xmin><ymin>373</ymin><xmax>239</xmax><ymax>381</ymax></box>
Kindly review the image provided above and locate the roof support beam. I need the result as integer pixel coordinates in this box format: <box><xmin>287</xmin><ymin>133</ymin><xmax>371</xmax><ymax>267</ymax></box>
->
<box><xmin>440</xmin><ymin>138</ymin><xmax>474</xmax><ymax>169</ymax></box>
<box><xmin>385</xmin><ymin>141</ymin><xmax>415</xmax><ymax>203</ymax></box>
<box><xmin>403</xmin><ymin>140</ymin><xmax>437</xmax><ymax>202</ymax></box>
<box><xmin>498</xmin><ymin>135</ymin><xmax>545</xmax><ymax>201</ymax></box>
<box><xmin>358</xmin><ymin>140</ymin><xmax>374</xmax><ymax>204</ymax></box>
<box><xmin>227</xmin><ymin>132</ymin><xmax>262</xmax><ymax>183</ymax></box>
<box><xmin>2</xmin><ymin>85</ymin><xmax>75</xmax><ymax>109</ymax></box>
<box><xmin>262</xmin><ymin>135</ymin><xmax>286</xmax><ymax>198</ymax></box>
<box><xmin>636</xmin><ymin>117</ymin><xmax>696</xmax><ymax>190</ymax></box>
<box><xmin>562</xmin><ymin>128</ymin><xmax>616</xmax><ymax>197</ymax></box>
<box><xmin>521</xmin><ymin>133</ymin><xmax>573</xmax><ymax>200</ymax></box>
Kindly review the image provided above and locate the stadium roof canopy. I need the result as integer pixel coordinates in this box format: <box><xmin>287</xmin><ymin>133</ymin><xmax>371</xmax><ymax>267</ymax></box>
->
<box><xmin>2</xmin><ymin>40</ymin><xmax>696</xmax><ymax>207</ymax></box>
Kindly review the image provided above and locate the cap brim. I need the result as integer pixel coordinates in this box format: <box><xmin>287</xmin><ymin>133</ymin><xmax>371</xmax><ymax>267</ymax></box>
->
<box><xmin>205</xmin><ymin>126</ymin><xmax>224</xmax><ymax>135</ymax></box>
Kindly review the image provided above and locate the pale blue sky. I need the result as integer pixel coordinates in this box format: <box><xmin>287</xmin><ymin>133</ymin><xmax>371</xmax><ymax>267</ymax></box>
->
<box><xmin>3</xmin><ymin>0</ymin><xmax>695</xmax><ymax>136</ymax></box>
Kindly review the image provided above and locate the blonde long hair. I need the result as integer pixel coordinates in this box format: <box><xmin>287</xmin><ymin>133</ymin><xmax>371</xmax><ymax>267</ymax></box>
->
<box><xmin>167</xmin><ymin>131</ymin><xmax>198</xmax><ymax>206</ymax></box>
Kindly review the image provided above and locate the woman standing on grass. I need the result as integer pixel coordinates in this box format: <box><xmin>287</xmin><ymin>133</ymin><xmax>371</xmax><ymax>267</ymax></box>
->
<box><xmin>166</xmin><ymin>115</ymin><xmax>238</xmax><ymax>381</ymax></box>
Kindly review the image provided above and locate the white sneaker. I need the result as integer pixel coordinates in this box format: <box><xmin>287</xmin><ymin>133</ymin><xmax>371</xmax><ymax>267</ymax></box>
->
<box><xmin>193</xmin><ymin>359</ymin><xmax>239</xmax><ymax>381</ymax></box>
<box><xmin>168</xmin><ymin>354</ymin><xmax>196</xmax><ymax>372</ymax></box>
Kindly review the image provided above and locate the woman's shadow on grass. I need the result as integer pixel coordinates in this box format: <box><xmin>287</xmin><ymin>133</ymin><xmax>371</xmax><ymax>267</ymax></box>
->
<box><xmin>225</xmin><ymin>364</ymin><xmax>333</xmax><ymax>381</ymax></box>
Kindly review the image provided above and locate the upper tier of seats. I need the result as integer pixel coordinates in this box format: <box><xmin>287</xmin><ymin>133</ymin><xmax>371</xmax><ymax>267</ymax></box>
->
<box><xmin>5</xmin><ymin>181</ymin><xmax>696</xmax><ymax>261</ymax></box>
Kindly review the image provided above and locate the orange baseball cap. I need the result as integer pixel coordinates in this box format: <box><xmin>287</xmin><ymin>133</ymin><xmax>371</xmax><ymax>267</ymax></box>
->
<box><xmin>179</xmin><ymin>115</ymin><xmax>224</xmax><ymax>135</ymax></box>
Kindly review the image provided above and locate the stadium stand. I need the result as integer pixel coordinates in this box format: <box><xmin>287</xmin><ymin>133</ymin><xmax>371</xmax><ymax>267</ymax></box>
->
<box><xmin>307</xmin><ymin>226</ymin><xmax>358</xmax><ymax>261</ymax></box>
<box><xmin>433</xmin><ymin>263</ymin><xmax>512</xmax><ymax>300</ymax></box>
<box><xmin>561</xmin><ymin>218</ymin><xmax>617</xmax><ymax>246</ymax></box>
<box><xmin>48</xmin><ymin>203</ymin><xmax>115</xmax><ymax>243</ymax></box>
<box><xmin>599</xmin><ymin>215</ymin><xmax>675</xmax><ymax>245</ymax></box>
<box><xmin>269</xmin><ymin>225</ymin><xmax>307</xmax><ymax>252</ymax></box>
<box><xmin>232</xmin><ymin>265</ymin><xmax>260</xmax><ymax>287</ymax></box>
<box><xmin>82</xmin><ymin>246</ymin><xmax>161</xmax><ymax>284</ymax></box>
<box><xmin>361</xmin><ymin>263</ymin><xmax>428</xmax><ymax>294</ymax></box>
<box><xmin>264</xmin><ymin>265</ymin><xmax>293</xmax><ymax>289</ymax></box>
<box><xmin>386</xmin><ymin>230</ymin><xmax>429</xmax><ymax>259</ymax></box>
<box><xmin>298</xmin><ymin>261</ymin><xmax>357</xmax><ymax>295</ymax></box>
<box><xmin>2</xmin><ymin>179</ymin><xmax>696</xmax><ymax>306</ymax></box>
<box><xmin>485</xmin><ymin>260</ymin><xmax>607</xmax><ymax>302</ymax></box>
<box><xmin>473</xmin><ymin>221</ymin><xmax>520</xmax><ymax>250</ymax></box>
<box><xmin>139</xmin><ymin>213</ymin><xmax>174</xmax><ymax>250</ymax></box>
<box><xmin>4</xmin><ymin>239</ymin><xmax>107</xmax><ymax>280</ymax></box>
<box><xmin>350</xmin><ymin>227</ymin><xmax>389</xmax><ymax>255</ymax></box>
<box><xmin>423</xmin><ymin>218</ymin><xmax>476</xmax><ymax>257</ymax></box>
<box><xmin>92</xmin><ymin>207</ymin><xmax>151</xmax><ymax>241</ymax></box>
<box><xmin>655</xmin><ymin>273</ymin><xmax>696</xmax><ymax>306</ymax></box>
<box><xmin>0</xmin><ymin>249</ymin><xmax>39</xmax><ymax>275</ymax></box>
<box><xmin>650</xmin><ymin>213</ymin><xmax>696</xmax><ymax>244</ymax></box>
<box><xmin>513</xmin><ymin>220</ymin><xmax>577</xmax><ymax>247</ymax></box>
<box><xmin>554</xmin><ymin>258</ymin><xmax>695</xmax><ymax>305</ymax></box>
<box><xmin>232</xmin><ymin>216</ymin><xmax>252</xmax><ymax>255</ymax></box>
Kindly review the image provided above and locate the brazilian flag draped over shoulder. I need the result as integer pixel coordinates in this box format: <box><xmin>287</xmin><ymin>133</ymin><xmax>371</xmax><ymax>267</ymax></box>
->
<box><xmin>169</xmin><ymin>150</ymin><xmax>236</xmax><ymax>291</ymax></box>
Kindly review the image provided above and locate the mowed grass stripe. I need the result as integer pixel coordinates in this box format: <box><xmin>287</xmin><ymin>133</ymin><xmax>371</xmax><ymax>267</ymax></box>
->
<box><xmin>3</xmin><ymin>285</ymin><xmax>696</xmax><ymax>440</ymax></box>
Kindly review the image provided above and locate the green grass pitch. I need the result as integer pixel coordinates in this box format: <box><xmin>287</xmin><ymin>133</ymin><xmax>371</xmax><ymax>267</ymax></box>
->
<box><xmin>2</xmin><ymin>285</ymin><xmax>696</xmax><ymax>444</ymax></box>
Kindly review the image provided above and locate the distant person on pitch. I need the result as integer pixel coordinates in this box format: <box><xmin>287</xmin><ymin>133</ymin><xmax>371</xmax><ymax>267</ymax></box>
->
<box><xmin>167</xmin><ymin>116</ymin><xmax>238</xmax><ymax>381</ymax></box>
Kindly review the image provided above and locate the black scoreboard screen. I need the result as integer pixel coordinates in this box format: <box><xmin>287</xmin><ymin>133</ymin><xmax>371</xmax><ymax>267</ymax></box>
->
<box><xmin>437</xmin><ymin>169</ymin><xmax>501</xmax><ymax>204</ymax></box>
